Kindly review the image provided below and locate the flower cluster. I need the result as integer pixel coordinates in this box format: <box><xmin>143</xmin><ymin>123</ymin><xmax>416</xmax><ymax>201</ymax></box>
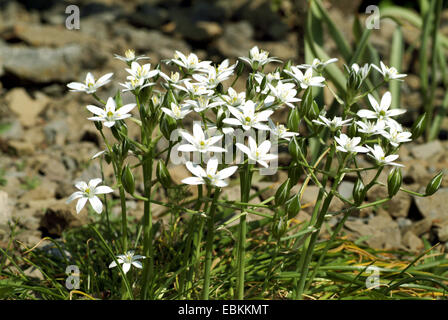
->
<box><xmin>64</xmin><ymin>45</ymin><xmax>421</xmax><ymax>297</ymax></box>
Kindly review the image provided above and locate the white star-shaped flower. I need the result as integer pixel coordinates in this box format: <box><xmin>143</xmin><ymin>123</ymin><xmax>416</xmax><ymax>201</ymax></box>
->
<box><xmin>178</xmin><ymin>123</ymin><xmax>226</xmax><ymax>153</ymax></box>
<box><xmin>355</xmin><ymin>120</ymin><xmax>385</xmax><ymax>135</ymax></box>
<box><xmin>267</xmin><ymin>80</ymin><xmax>301</xmax><ymax>108</ymax></box>
<box><xmin>169</xmin><ymin>51</ymin><xmax>212</xmax><ymax>72</ymax></box>
<box><xmin>312</xmin><ymin>115</ymin><xmax>352</xmax><ymax>131</ymax></box>
<box><xmin>239</xmin><ymin>46</ymin><xmax>281</xmax><ymax>69</ymax></box>
<box><xmin>372</xmin><ymin>61</ymin><xmax>406</xmax><ymax>81</ymax></box>
<box><xmin>285</xmin><ymin>66</ymin><xmax>325</xmax><ymax>89</ymax></box>
<box><xmin>357</xmin><ymin>92</ymin><xmax>406</xmax><ymax>127</ymax></box>
<box><xmin>120</xmin><ymin>77</ymin><xmax>154</xmax><ymax>93</ymax></box>
<box><xmin>67</xmin><ymin>72</ymin><xmax>113</xmax><ymax>94</ymax></box>
<box><xmin>87</xmin><ymin>97</ymin><xmax>136</xmax><ymax>127</ymax></box>
<box><xmin>125</xmin><ymin>61</ymin><xmax>159</xmax><ymax>80</ymax></box>
<box><xmin>366</xmin><ymin>144</ymin><xmax>404</xmax><ymax>167</ymax></box>
<box><xmin>220</xmin><ymin>87</ymin><xmax>246</xmax><ymax>107</ymax></box>
<box><xmin>114</xmin><ymin>49</ymin><xmax>148</xmax><ymax>63</ymax></box>
<box><xmin>183</xmin><ymin>96</ymin><xmax>224</xmax><ymax>113</ymax></box>
<box><xmin>109</xmin><ymin>251</ymin><xmax>146</xmax><ymax>274</ymax></box>
<box><xmin>161</xmin><ymin>102</ymin><xmax>192</xmax><ymax>120</ymax></box>
<box><xmin>380</xmin><ymin>122</ymin><xmax>412</xmax><ymax>147</ymax></box>
<box><xmin>182</xmin><ymin>157</ymin><xmax>238</xmax><ymax>187</ymax></box>
<box><xmin>236</xmin><ymin>136</ymin><xmax>277</xmax><ymax>168</ymax></box>
<box><xmin>223</xmin><ymin>100</ymin><xmax>273</xmax><ymax>131</ymax></box>
<box><xmin>335</xmin><ymin>134</ymin><xmax>369</xmax><ymax>154</ymax></box>
<box><xmin>299</xmin><ymin>58</ymin><xmax>338</xmax><ymax>71</ymax></box>
<box><xmin>269</xmin><ymin>118</ymin><xmax>299</xmax><ymax>141</ymax></box>
<box><xmin>66</xmin><ymin>178</ymin><xmax>113</xmax><ymax>214</ymax></box>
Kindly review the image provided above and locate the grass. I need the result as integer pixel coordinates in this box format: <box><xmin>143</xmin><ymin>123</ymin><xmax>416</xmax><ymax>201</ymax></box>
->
<box><xmin>1</xmin><ymin>201</ymin><xmax>447</xmax><ymax>300</ymax></box>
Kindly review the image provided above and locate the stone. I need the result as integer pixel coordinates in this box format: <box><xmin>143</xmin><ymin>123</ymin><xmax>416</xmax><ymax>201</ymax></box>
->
<box><xmin>0</xmin><ymin>118</ymin><xmax>23</xmax><ymax>140</ymax></box>
<box><xmin>6</xmin><ymin>88</ymin><xmax>49</xmax><ymax>127</ymax></box>
<box><xmin>216</xmin><ymin>21</ymin><xmax>255</xmax><ymax>58</ymax></box>
<box><xmin>129</xmin><ymin>4</ymin><xmax>168</xmax><ymax>29</ymax></box>
<box><xmin>0</xmin><ymin>190</ymin><xmax>11</xmax><ymax>228</ymax></box>
<box><xmin>24</xmin><ymin>266</ymin><xmax>44</xmax><ymax>280</ymax></box>
<box><xmin>0</xmin><ymin>43</ymin><xmax>107</xmax><ymax>83</ymax></box>
<box><xmin>43</xmin><ymin>119</ymin><xmax>69</xmax><ymax>145</ymax></box>
<box><xmin>8</xmin><ymin>140</ymin><xmax>34</xmax><ymax>156</ymax></box>
<box><xmin>402</xmin><ymin>231</ymin><xmax>424</xmax><ymax>252</ymax></box>
<box><xmin>344</xmin><ymin>214</ymin><xmax>402</xmax><ymax>250</ymax></box>
<box><xmin>338</xmin><ymin>181</ymin><xmax>354</xmax><ymax>200</ymax></box>
<box><xmin>410</xmin><ymin>140</ymin><xmax>444</xmax><ymax>160</ymax></box>
<box><xmin>437</xmin><ymin>224</ymin><xmax>448</xmax><ymax>242</ymax></box>
<box><xmin>409</xmin><ymin>218</ymin><xmax>433</xmax><ymax>236</ymax></box>
<box><xmin>414</xmin><ymin>188</ymin><xmax>448</xmax><ymax>222</ymax></box>
<box><xmin>39</xmin><ymin>202</ymin><xmax>89</xmax><ymax>237</ymax></box>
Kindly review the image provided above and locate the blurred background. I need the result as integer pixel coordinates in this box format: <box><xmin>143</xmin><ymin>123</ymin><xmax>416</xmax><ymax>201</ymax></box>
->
<box><xmin>0</xmin><ymin>0</ymin><xmax>448</xmax><ymax>253</ymax></box>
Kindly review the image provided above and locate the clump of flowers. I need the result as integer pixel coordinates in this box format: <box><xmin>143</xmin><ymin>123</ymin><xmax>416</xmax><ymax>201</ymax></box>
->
<box><xmin>66</xmin><ymin>47</ymin><xmax>443</xmax><ymax>300</ymax></box>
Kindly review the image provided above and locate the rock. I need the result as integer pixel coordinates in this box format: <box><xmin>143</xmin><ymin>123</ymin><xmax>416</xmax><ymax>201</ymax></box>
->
<box><xmin>0</xmin><ymin>190</ymin><xmax>11</xmax><ymax>228</ymax></box>
<box><xmin>409</xmin><ymin>218</ymin><xmax>433</xmax><ymax>236</ymax></box>
<box><xmin>402</xmin><ymin>231</ymin><xmax>424</xmax><ymax>252</ymax></box>
<box><xmin>338</xmin><ymin>181</ymin><xmax>354</xmax><ymax>200</ymax></box>
<box><xmin>216</xmin><ymin>21</ymin><xmax>255</xmax><ymax>58</ymax></box>
<box><xmin>8</xmin><ymin>140</ymin><xmax>34</xmax><ymax>156</ymax></box>
<box><xmin>437</xmin><ymin>225</ymin><xmax>448</xmax><ymax>242</ymax></box>
<box><xmin>367</xmin><ymin>183</ymin><xmax>411</xmax><ymax>218</ymax></box>
<box><xmin>24</xmin><ymin>266</ymin><xmax>44</xmax><ymax>280</ymax></box>
<box><xmin>37</xmin><ymin>157</ymin><xmax>68</xmax><ymax>183</ymax></box>
<box><xmin>129</xmin><ymin>4</ymin><xmax>168</xmax><ymax>29</ymax></box>
<box><xmin>5</xmin><ymin>88</ymin><xmax>49</xmax><ymax>127</ymax></box>
<box><xmin>14</xmin><ymin>229</ymin><xmax>42</xmax><ymax>246</ymax></box>
<box><xmin>344</xmin><ymin>214</ymin><xmax>402</xmax><ymax>250</ymax></box>
<box><xmin>178</xmin><ymin>21</ymin><xmax>223</xmax><ymax>42</ymax></box>
<box><xmin>44</xmin><ymin>119</ymin><xmax>69</xmax><ymax>145</ymax></box>
<box><xmin>0</xmin><ymin>118</ymin><xmax>23</xmax><ymax>140</ymax></box>
<box><xmin>19</xmin><ymin>180</ymin><xmax>56</xmax><ymax>203</ymax></box>
<box><xmin>410</xmin><ymin>140</ymin><xmax>444</xmax><ymax>160</ymax></box>
<box><xmin>0</xmin><ymin>43</ymin><xmax>107</xmax><ymax>83</ymax></box>
<box><xmin>39</xmin><ymin>203</ymin><xmax>89</xmax><ymax>237</ymax></box>
<box><xmin>237</xmin><ymin>0</ymin><xmax>289</xmax><ymax>40</ymax></box>
<box><xmin>414</xmin><ymin>188</ymin><xmax>448</xmax><ymax>222</ymax></box>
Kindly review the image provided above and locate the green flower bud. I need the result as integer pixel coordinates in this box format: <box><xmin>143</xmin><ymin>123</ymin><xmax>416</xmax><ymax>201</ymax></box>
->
<box><xmin>272</xmin><ymin>215</ymin><xmax>288</xmax><ymax>239</ymax></box>
<box><xmin>284</xmin><ymin>60</ymin><xmax>292</xmax><ymax>72</ymax></box>
<box><xmin>260</xmin><ymin>75</ymin><xmax>267</xmax><ymax>91</ymax></box>
<box><xmin>156</xmin><ymin>160</ymin><xmax>173</xmax><ymax>188</ymax></box>
<box><xmin>275</xmin><ymin>178</ymin><xmax>291</xmax><ymax>206</ymax></box>
<box><xmin>387</xmin><ymin>168</ymin><xmax>402</xmax><ymax>198</ymax></box>
<box><xmin>236</xmin><ymin>61</ymin><xmax>244</xmax><ymax>76</ymax></box>
<box><xmin>288</xmin><ymin>137</ymin><xmax>301</xmax><ymax>162</ymax></box>
<box><xmin>411</xmin><ymin>112</ymin><xmax>427</xmax><ymax>140</ymax></box>
<box><xmin>425</xmin><ymin>171</ymin><xmax>444</xmax><ymax>196</ymax></box>
<box><xmin>348</xmin><ymin>121</ymin><xmax>357</xmax><ymax>137</ymax></box>
<box><xmin>160</xmin><ymin>115</ymin><xmax>177</xmax><ymax>140</ymax></box>
<box><xmin>352</xmin><ymin>178</ymin><xmax>365</xmax><ymax>206</ymax></box>
<box><xmin>285</xmin><ymin>193</ymin><xmax>301</xmax><ymax>220</ymax></box>
<box><xmin>114</xmin><ymin>90</ymin><xmax>122</xmax><ymax>108</ymax></box>
<box><xmin>287</xmin><ymin>107</ymin><xmax>301</xmax><ymax>132</ymax></box>
<box><xmin>121</xmin><ymin>139</ymin><xmax>130</xmax><ymax>158</ymax></box>
<box><xmin>121</xmin><ymin>164</ymin><xmax>135</xmax><ymax>195</ymax></box>
<box><xmin>288</xmin><ymin>162</ymin><xmax>302</xmax><ymax>186</ymax></box>
<box><xmin>307</xmin><ymin>101</ymin><xmax>320</xmax><ymax>120</ymax></box>
<box><xmin>300</xmin><ymin>87</ymin><xmax>313</xmax><ymax>117</ymax></box>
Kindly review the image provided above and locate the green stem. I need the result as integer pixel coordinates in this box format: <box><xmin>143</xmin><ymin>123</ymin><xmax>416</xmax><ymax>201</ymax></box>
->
<box><xmin>202</xmin><ymin>187</ymin><xmax>221</xmax><ymax>299</ymax></box>
<box><xmin>235</xmin><ymin>163</ymin><xmax>253</xmax><ymax>299</ymax></box>
<box><xmin>118</xmin><ymin>185</ymin><xmax>128</xmax><ymax>252</ymax></box>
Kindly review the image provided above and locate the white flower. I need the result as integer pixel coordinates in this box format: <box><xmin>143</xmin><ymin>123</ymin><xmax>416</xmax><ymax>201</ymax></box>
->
<box><xmin>109</xmin><ymin>251</ymin><xmax>145</xmax><ymax>274</ymax></box>
<box><xmin>178</xmin><ymin>123</ymin><xmax>226</xmax><ymax>153</ymax></box>
<box><xmin>87</xmin><ymin>97</ymin><xmax>136</xmax><ymax>127</ymax></box>
<box><xmin>372</xmin><ymin>61</ymin><xmax>406</xmax><ymax>81</ymax></box>
<box><xmin>267</xmin><ymin>81</ymin><xmax>301</xmax><ymax>108</ymax></box>
<box><xmin>254</xmin><ymin>71</ymin><xmax>281</xmax><ymax>94</ymax></box>
<box><xmin>312</xmin><ymin>115</ymin><xmax>352</xmax><ymax>130</ymax></box>
<box><xmin>239</xmin><ymin>46</ymin><xmax>281</xmax><ymax>69</ymax></box>
<box><xmin>159</xmin><ymin>71</ymin><xmax>186</xmax><ymax>88</ymax></box>
<box><xmin>269</xmin><ymin>118</ymin><xmax>299</xmax><ymax>141</ymax></box>
<box><xmin>125</xmin><ymin>61</ymin><xmax>158</xmax><ymax>80</ymax></box>
<box><xmin>184</xmin><ymin>96</ymin><xmax>224</xmax><ymax>113</ymax></box>
<box><xmin>120</xmin><ymin>77</ymin><xmax>154</xmax><ymax>92</ymax></box>
<box><xmin>193</xmin><ymin>61</ymin><xmax>235</xmax><ymax>88</ymax></box>
<box><xmin>285</xmin><ymin>66</ymin><xmax>325</xmax><ymax>89</ymax></box>
<box><xmin>67</xmin><ymin>72</ymin><xmax>113</xmax><ymax>94</ymax></box>
<box><xmin>366</xmin><ymin>144</ymin><xmax>404</xmax><ymax>167</ymax></box>
<box><xmin>183</xmin><ymin>80</ymin><xmax>214</xmax><ymax>96</ymax></box>
<box><xmin>380</xmin><ymin>122</ymin><xmax>412</xmax><ymax>147</ymax></box>
<box><xmin>161</xmin><ymin>102</ymin><xmax>192</xmax><ymax>120</ymax></box>
<box><xmin>357</xmin><ymin>92</ymin><xmax>406</xmax><ymax>127</ymax></box>
<box><xmin>66</xmin><ymin>178</ymin><xmax>113</xmax><ymax>214</ymax></box>
<box><xmin>299</xmin><ymin>58</ymin><xmax>338</xmax><ymax>71</ymax></box>
<box><xmin>182</xmin><ymin>157</ymin><xmax>238</xmax><ymax>187</ymax></box>
<box><xmin>236</xmin><ymin>136</ymin><xmax>277</xmax><ymax>168</ymax></box>
<box><xmin>114</xmin><ymin>49</ymin><xmax>148</xmax><ymax>63</ymax></box>
<box><xmin>355</xmin><ymin>120</ymin><xmax>385</xmax><ymax>135</ymax></box>
<box><xmin>350</xmin><ymin>63</ymin><xmax>370</xmax><ymax>81</ymax></box>
<box><xmin>220</xmin><ymin>87</ymin><xmax>246</xmax><ymax>107</ymax></box>
<box><xmin>170</xmin><ymin>51</ymin><xmax>211</xmax><ymax>72</ymax></box>
<box><xmin>223</xmin><ymin>100</ymin><xmax>273</xmax><ymax>131</ymax></box>
<box><xmin>335</xmin><ymin>134</ymin><xmax>369</xmax><ymax>154</ymax></box>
